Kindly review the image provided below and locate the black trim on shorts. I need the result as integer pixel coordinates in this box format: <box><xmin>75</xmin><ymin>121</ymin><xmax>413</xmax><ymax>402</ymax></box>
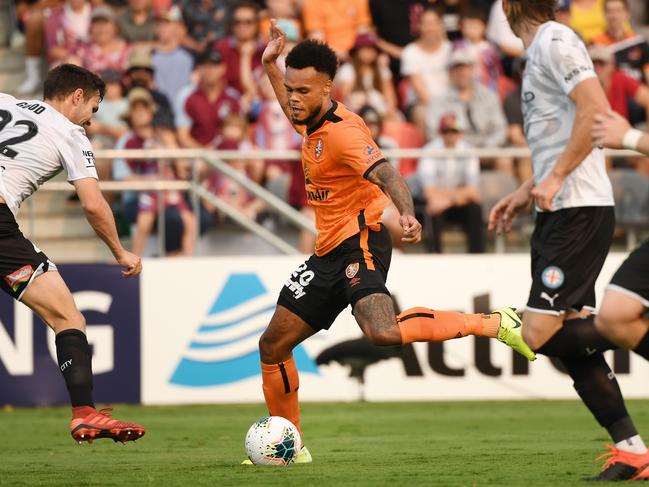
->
<box><xmin>363</xmin><ymin>158</ymin><xmax>388</xmax><ymax>179</ymax></box>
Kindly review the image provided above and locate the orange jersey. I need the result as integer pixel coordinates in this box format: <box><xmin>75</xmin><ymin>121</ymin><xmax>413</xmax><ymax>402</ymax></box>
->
<box><xmin>300</xmin><ymin>101</ymin><xmax>389</xmax><ymax>256</ymax></box>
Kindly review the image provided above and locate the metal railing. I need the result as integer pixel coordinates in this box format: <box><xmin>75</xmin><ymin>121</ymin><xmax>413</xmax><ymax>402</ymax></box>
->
<box><xmin>30</xmin><ymin>147</ymin><xmax>649</xmax><ymax>256</ymax></box>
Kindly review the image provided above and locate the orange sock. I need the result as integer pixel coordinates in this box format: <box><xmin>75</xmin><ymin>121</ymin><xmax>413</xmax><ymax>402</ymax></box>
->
<box><xmin>261</xmin><ymin>355</ymin><xmax>301</xmax><ymax>433</ymax></box>
<box><xmin>397</xmin><ymin>307</ymin><xmax>501</xmax><ymax>344</ymax></box>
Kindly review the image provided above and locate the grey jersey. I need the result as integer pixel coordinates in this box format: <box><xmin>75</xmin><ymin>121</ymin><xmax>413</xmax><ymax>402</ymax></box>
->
<box><xmin>0</xmin><ymin>93</ymin><xmax>98</xmax><ymax>217</ymax></box>
<box><xmin>522</xmin><ymin>21</ymin><xmax>614</xmax><ymax>210</ymax></box>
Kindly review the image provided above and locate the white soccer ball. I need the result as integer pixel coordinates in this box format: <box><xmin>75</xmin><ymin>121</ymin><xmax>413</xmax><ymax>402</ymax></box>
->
<box><xmin>244</xmin><ymin>416</ymin><xmax>302</xmax><ymax>466</ymax></box>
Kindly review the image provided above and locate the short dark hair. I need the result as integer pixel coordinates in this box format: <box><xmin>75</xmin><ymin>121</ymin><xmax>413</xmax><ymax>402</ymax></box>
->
<box><xmin>604</xmin><ymin>0</ymin><xmax>629</xmax><ymax>10</ymax></box>
<box><xmin>285</xmin><ymin>39</ymin><xmax>339</xmax><ymax>80</ymax></box>
<box><xmin>232</xmin><ymin>0</ymin><xmax>259</xmax><ymax>15</ymax></box>
<box><xmin>43</xmin><ymin>64</ymin><xmax>106</xmax><ymax>102</ymax></box>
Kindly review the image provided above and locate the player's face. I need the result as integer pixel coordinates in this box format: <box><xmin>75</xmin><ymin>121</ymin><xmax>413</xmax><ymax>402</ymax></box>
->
<box><xmin>69</xmin><ymin>90</ymin><xmax>101</xmax><ymax>128</ymax></box>
<box><xmin>284</xmin><ymin>67</ymin><xmax>332</xmax><ymax>127</ymax></box>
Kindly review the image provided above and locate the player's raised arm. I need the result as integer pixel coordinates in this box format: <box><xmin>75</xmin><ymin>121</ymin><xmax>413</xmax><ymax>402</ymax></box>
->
<box><xmin>74</xmin><ymin>178</ymin><xmax>142</xmax><ymax>277</ymax></box>
<box><xmin>593</xmin><ymin>110</ymin><xmax>649</xmax><ymax>156</ymax></box>
<box><xmin>262</xmin><ymin>19</ymin><xmax>292</xmax><ymax>123</ymax></box>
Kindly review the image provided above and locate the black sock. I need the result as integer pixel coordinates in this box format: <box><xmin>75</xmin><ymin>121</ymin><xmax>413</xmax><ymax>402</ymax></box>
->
<box><xmin>634</xmin><ymin>329</ymin><xmax>649</xmax><ymax>361</ymax></box>
<box><xmin>536</xmin><ymin>316</ymin><xmax>617</xmax><ymax>357</ymax></box>
<box><xmin>55</xmin><ymin>329</ymin><xmax>94</xmax><ymax>408</ymax></box>
<box><xmin>560</xmin><ymin>353</ymin><xmax>637</xmax><ymax>442</ymax></box>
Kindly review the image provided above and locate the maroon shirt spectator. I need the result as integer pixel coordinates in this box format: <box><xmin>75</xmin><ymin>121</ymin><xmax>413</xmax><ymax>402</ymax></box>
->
<box><xmin>212</xmin><ymin>1</ymin><xmax>264</xmax><ymax>97</ymax></box>
<box><xmin>45</xmin><ymin>0</ymin><xmax>91</xmax><ymax>66</ymax></box>
<box><xmin>176</xmin><ymin>48</ymin><xmax>242</xmax><ymax>147</ymax></box>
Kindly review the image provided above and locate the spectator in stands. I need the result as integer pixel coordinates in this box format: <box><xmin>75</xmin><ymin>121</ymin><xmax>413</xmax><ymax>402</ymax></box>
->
<box><xmin>302</xmin><ymin>0</ymin><xmax>371</xmax><ymax>61</ymax></box>
<box><xmin>152</xmin><ymin>6</ymin><xmax>194</xmax><ymax>107</ymax></box>
<box><xmin>401</xmin><ymin>7</ymin><xmax>452</xmax><ymax>132</ymax></box>
<box><xmin>436</xmin><ymin>0</ymin><xmax>469</xmax><ymax>42</ymax></box>
<box><xmin>336</xmin><ymin>33</ymin><xmax>397</xmax><ymax>116</ymax></box>
<box><xmin>418</xmin><ymin>113</ymin><xmax>484</xmax><ymax>253</ymax></box>
<box><xmin>425</xmin><ymin>48</ymin><xmax>507</xmax><ymax>149</ymax></box>
<box><xmin>175</xmin><ymin>0</ymin><xmax>237</xmax><ymax>52</ymax></box>
<box><xmin>259</xmin><ymin>0</ymin><xmax>301</xmax><ymax>44</ymax></box>
<box><xmin>70</xmin><ymin>6</ymin><xmax>133</xmax><ymax>74</ymax></box>
<box><xmin>213</xmin><ymin>0</ymin><xmax>264</xmax><ymax>106</ymax></box>
<box><xmin>18</xmin><ymin>1</ymin><xmax>68</xmax><ymax>94</ymax></box>
<box><xmin>454</xmin><ymin>8</ymin><xmax>502</xmax><ymax>94</ymax></box>
<box><xmin>369</xmin><ymin>0</ymin><xmax>428</xmax><ymax>83</ymax></box>
<box><xmin>176</xmin><ymin>47</ymin><xmax>241</xmax><ymax>148</ymax></box>
<box><xmin>592</xmin><ymin>0</ymin><xmax>649</xmax><ymax>84</ymax></box>
<box><xmin>87</xmin><ymin>69</ymin><xmax>129</xmax><ymax>149</ymax></box>
<box><xmin>123</xmin><ymin>47</ymin><xmax>175</xmax><ymax>131</ymax></box>
<box><xmin>202</xmin><ymin>114</ymin><xmax>265</xmax><ymax>226</ymax></box>
<box><xmin>44</xmin><ymin>0</ymin><xmax>91</xmax><ymax>67</ymax></box>
<box><xmin>116</xmin><ymin>0</ymin><xmax>157</xmax><ymax>44</ymax></box>
<box><xmin>113</xmin><ymin>88</ymin><xmax>196</xmax><ymax>256</ymax></box>
<box><xmin>503</xmin><ymin>57</ymin><xmax>533</xmax><ymax>182</ymax></box>
<box><xmin>590</xmin><ymin>45</ymin><xmax>649</xmax><ymax>125</ymax></box>
<box><xmin>570</xmin><ymin>0</ymin><xmax>606</xmax><ymax>43</ymax></box>
<box><xmin>555</xmin><ymin>0</ymin><xmax>573</xmax><ymax>26</ymax></box>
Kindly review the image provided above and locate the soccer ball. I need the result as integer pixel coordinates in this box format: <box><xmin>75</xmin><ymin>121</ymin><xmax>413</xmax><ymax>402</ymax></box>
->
<box><xmin>244</xmin><ymin>416</ymin><xmax>302</xmax><ymax>466</ymax></box>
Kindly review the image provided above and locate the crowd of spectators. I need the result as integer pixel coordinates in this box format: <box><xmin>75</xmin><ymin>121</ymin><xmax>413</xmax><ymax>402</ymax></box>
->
<box><xmin>11</xmin><ymin>0</ymin><xmax>649</xmax><ymax>255</ymax></box>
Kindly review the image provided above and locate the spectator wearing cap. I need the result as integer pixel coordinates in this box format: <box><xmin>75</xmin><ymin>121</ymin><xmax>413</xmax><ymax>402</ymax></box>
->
<box><xmin>152</xmin><ymin>6</ymin><xmax>194</xmax><ymax>108</ymax></box>
<box><xmin>570</xmin><ymin>0</ymin><xmax>606</xmax><ymax>44</ymax></box>
<box><xmin>425</xmin><ymin>48</ymin><xmax>507</xmax><ymax>150</ymax></box>
<box><xmin>113</xmin><ymin>87</ymin><xmax>196</xmax><ymax>257</ymax></box>
<box><xmin>302</xmin><ymin>0</ymin><xmax>371</xmax><ymax>61</ymax></box>
<box><xmin>453</xmin><ymin>8</ymin><xmax>503</xmax><ymax>95</ymax></box>
<box><xmin>87</xmin><ymin>69</ymin><xmax>129</xmax><ymax>149</ymax></box>
<box><xmin>590</xmin><ymin>45</ymin><xmax>649</xmax><ymax>126</ymax></box>
<box><xmin>336</xmin><ymin>32</ymin><xmax>397</xmax><ymax>116</ymax></box>
<box><xmin>401</xmin><ymin>7</ymin><xmax>452</xmax><ymax>132</ymax></box>
<box><xmin>176</xmin><ymin>0</ymin><xmax>238</xmax><ymax>53</ymax></box>
<box><xmin>417</xmin><ymin>113</ymin><xmax>484</xmax><ymax>254</ymax></box>
<box><xmin>592</xmin><ymin>0</ymin><xmax>649</xmax><ymax>86</ymax></box>
<box><xmin>70</xmin><ymin>6</ymin><xmax>133</xmax><ymax>74</ymax></box>
<box><xmin>117</xmin><ymin>0</ymin><xmax>156</xmax><ymax>44</ymax></box>
<box><xmin>176</xmin><ymin>47</ymin><xmax>241</xmax><ymax>148</ymax></box>
<box><xmin>124</xmin><ymin>47</ymin><xmax>175</xmax><ymax>130</ymax></box>
<box><xmin>212</xmin><ymin>0</ymin><xmax>265</xmax><ymax>103</ymax></box>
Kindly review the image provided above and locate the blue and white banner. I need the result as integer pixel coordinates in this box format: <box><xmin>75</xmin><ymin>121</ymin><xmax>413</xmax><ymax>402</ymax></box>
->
<box><xmin>140</xmin><ymin>254</ymin><xmax>649</xmax><ymax>404</ymax></box>
<box><xmin>0</xmin><ymin>264</ymin><xmax>140</xmax><ymax>406</ymax></box>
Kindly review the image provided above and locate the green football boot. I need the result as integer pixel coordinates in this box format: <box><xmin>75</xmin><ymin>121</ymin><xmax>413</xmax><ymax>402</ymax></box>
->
<box><xmin>494</xmin><ymin>307</ymin><xmax>536</xmax><ymax>361</ymax></box>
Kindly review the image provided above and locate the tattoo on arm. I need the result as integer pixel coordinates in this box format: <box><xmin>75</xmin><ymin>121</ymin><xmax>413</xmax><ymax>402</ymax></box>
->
<box><xmin>366</xmin><ymin>162</ymin><xmax>415</xmax><ymax>216</ymax></box>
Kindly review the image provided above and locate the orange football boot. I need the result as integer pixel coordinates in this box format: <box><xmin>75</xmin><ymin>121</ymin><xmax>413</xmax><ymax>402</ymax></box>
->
<box><xmin>70</xmin><ymin>408</ymin><xmax>145</xmax><ymax>444</ymax></box>
<box><xmin>585</xmin><ymin>444</ymin><xmax>649</xmax><ymax>481</ymax></box>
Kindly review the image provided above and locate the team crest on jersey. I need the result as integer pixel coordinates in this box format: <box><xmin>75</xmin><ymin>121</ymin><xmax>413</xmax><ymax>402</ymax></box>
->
<box><xmin>345</xmin><ymin>263</ymin><xmax>359</xmax><ymax>279</ymax></box>
<box><xmin>541</xmin><ymin>266</ymin><xmax>564</xmax><ymax>289</ymax></box>
<box><xmin>314</xmin><ymin>139</ymin><xmax>323</xmax><ymax>159</ymax></box>
<box><xmin>4</xmin><ymin>265</ymin><xmax>33</xmax><ymax>292</ymax></box>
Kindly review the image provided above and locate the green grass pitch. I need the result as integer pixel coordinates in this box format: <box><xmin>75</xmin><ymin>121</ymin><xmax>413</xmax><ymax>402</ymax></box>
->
<box><xmin>2</xmin><ymin>400</ymin><xmax>649</xmax><ymax>486</ymax></box>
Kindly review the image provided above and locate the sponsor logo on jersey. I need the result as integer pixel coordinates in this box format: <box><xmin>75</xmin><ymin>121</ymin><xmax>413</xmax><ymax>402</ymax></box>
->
<box><xmin>366</xmin><ymin>145</ymin><xmax>375</xmax><ymax>155</ymax></box>
<box><xmin>306</xmin><ymin>188</ymin><xmax>330</xmax><ymax>201</ymax></box>
<box><xmin>4</xmin><ymin>265</ymin><xmax>33</xmax><ymax>292</ymax></box>
<box><xmin>83</xmin><ymin>150</ymin><xmax>96</xmax><ymax>168</ymax></box>
<box><xmin>345</xmin><ymin>262</ymin><xmax>359</xmax><ymax>279</ymax></box>
<box><xmin>541</xmin><ymin>266</ymin><xmax>564</xmax><ymax>290</ymax></box>
<box><xmin>169</xmin><ymin>273</ymin><xmax>318</xmax><ymax>387</ymax></box>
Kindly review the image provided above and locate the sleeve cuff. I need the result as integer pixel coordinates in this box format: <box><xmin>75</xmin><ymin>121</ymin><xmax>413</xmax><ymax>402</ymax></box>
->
<box><xmin>363</xmin><ymin>158</ymin><xmax>388</xmax><ymax>179</ymax></box>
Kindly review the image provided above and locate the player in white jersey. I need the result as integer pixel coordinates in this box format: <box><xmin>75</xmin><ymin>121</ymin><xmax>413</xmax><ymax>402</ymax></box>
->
<box><xmin>0</xmin><ymin>64</ymin><xmax>145</xmax><ymax>444</ymax></box>
<box><xmin>489</xmin><ymin>0</ymin><xmax>649</xmax><ymax>480</ymax></box>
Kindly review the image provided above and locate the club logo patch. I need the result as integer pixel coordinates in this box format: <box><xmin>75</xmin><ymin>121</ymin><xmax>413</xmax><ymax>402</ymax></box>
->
<box><xmin>345</xmin><ymin>263</ymin><xmax>359</xmax><ymax>279</ymax></box>
<box><xmin>5</xmin><ymin>265</ymin><xmax>34</xmax><ymax>292</ymax></box>
<box><xmin>314</xmin><ymin>139</ymin><xmax>323</xmax><ymax>159</ymax></box>
<box><xmin>541</xmin><ymin>266</ymin><xmax>564</xmax><ymax>289</ymax></box>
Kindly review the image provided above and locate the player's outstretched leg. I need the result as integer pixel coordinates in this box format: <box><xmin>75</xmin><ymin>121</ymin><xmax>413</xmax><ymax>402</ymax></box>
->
<box><xmin>21</xmin><ymin>272</ymin><xmax>145</xmax><ymax>444</ymax></box>
<box><xmin>395</xmin><ymin>305</ymin><xmax>536</xmax><ymax>361</ymax></box>
<box><xmin>249</xmin><ymin>305</ymin><xmax>316</xmax><ymax>464</ymax></box>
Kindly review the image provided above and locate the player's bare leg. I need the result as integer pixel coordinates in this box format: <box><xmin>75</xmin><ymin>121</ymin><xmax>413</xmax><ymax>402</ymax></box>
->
<box><xmin>21</xmin><ymin>272</ymin><xmax>145</xmax><ymax>444</ymax></box>
<box><xmin>597</xmin><ymin>290</ymin><xmax>649</xmax><ymax>350</ymax></box>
